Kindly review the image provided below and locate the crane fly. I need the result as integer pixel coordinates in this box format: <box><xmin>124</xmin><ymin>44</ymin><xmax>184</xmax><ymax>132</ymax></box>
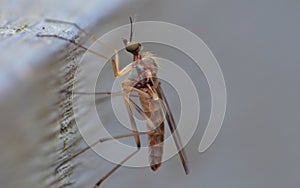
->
<box><xmin>37</xmin><ymin>17</ymin><xmax>189</xmax><ymax>188</ymax></box>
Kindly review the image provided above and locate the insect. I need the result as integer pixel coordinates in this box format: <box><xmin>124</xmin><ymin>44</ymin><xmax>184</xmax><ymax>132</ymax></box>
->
<box><xmin>37</xmin><ymin>17</ymin><xmax>189</xmax><ymax>187</ymax></box>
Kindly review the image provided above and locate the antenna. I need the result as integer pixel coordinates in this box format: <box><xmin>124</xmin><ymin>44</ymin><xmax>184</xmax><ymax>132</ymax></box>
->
<box><xmin>129</xmin><ymin>16</ymin><xmax>134</xmax><ymax>42</ymax></box>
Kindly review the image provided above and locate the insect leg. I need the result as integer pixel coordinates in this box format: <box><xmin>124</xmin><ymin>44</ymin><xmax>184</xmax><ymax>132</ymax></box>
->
<box><xmin>44</xmin><ymin>19</ymin><xmax>116</xmax><ymax>51</ymax></box>
<box><xmin>54</xmin><ymin>130</ymin><xmax>148</xmax><ymax>173</ymax></box>
<box><xmin>36</xmin><ymin>33</ymin><xmax>112</xmax><ymax>61</ymax></box>
<box><xmin>122</xmin><ymin>95</ymin><xmax>141</xmax><ymax>148</ymax></box>
<box><xmin>55</xmin><ymin>91</ymin><xmax>142</xmax><ymax>172</ymax></box>
<box><xmin>38</xmin><ymin>20</ymin><xmax>134</xmax><ymax>78</ymax></box>
<box><xmin>36</xmin><ymin>33</ymin><xmax>132</xmax><ymax>78</ymax></box>
<box><xmin>123</xmin><ymin>94</ymin><xmax>157</xmax><ymax>130</ymax></box>
<box><xmin>94</xmin><ymin>95</ymin><xmax>145</xmax><ymax>187</ymax></box>
<box><xmin>94</xmin><ymin>149</ymin><xmax>139</xmax><ymax>188</ymax></box>
<box><xmin>56</xmin><ymin>89</ymin><xmax>144</xmax><ymax>170</ymax></box>
<box><xmin>61</xmin><ymin>90</ymin><xmax>139</xmax><ymax>98</ymax></box>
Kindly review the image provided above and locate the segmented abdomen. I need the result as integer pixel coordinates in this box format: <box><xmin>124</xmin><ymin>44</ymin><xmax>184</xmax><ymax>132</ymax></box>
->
<box><xmin>139</xmin><ymin>93</ymin><xmax>165</xmax><ymax>171</ymax></box>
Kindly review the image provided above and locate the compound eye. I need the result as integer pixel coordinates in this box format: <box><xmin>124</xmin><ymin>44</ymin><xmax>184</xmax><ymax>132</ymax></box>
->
<box><xmin>126</xmin><ymin>42</ymin><xmax>141</xmax><ymax>53</ymax></box>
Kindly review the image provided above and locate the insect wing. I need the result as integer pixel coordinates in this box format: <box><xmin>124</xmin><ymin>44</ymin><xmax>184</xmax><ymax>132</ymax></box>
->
<box><xmin>156</xmin><ymin>84</ymin><xmax>189</xmax><ymax>175</ymax></box>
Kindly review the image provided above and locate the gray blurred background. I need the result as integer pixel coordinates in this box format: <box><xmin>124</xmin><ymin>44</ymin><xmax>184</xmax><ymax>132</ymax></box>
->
<box><xmin>0</xmin><ymin>0</ymin><xmax>299</xmax><ymax>188</ymax></box>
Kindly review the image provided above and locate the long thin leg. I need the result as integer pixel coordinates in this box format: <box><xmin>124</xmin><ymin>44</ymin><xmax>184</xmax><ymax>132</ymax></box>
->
<box><xmin>39</xmin><ymin>19</ymin><xmax>133</xmax><ymax>78</ymax></box>
<box><xmin>36</xmin><ymin>33</ymin><xmax>111</xmax><ymax>60</ymax></box>
<box><xmin>61</xmin><ymin>90</ymin><xmax>139</xmax><ymax>98</ymax></box>
<box><xmin>93</xmin><ymin>95</ymin><xmax>162</xmax><ymax>187</ymax></box>
<box><xmin>123</xmin><ymin>95</ymin><xmax>157</xmax><ymax>130</ymax></box>
<box><xmin>61</xmin><ymin>89</ymin><xmax>120</xmax><ymax>95</ymax></box>
<box><xmin>94</xmin><ymin>149</ymin><xmax>140</xmax><ymax>188</ymax></box>
<box><xmin>73</xmin><ymin>91</ymin><xmax>122</xmax><ymax>96</ymax></box>
<box><xmin>56</xmin><ymin>90</ymin><xmax>143</xmax><ymax>174</ymax></box>
<box><xmin>55</xmin><ymin>131</ymin><xmax>149</xmax><ymax>173</ymax></box>
<box><xmin>123</xmin><ymin>95</ymin><xmax>140</xmax><ymax>147</ymax></box>
<box><xmin>44</xmin><ymin>18</ymin><xmax>115</xmax><ymax>51</ymax></box>
<box><xmin>99</xmin><ymin>131</ymin><xmax>155</xmax><ymax>143</ymax></box>
<box><xmin>93</xmin><ymin>95</ymin><xmax>146</xmax><ymax>187</ymax></box>
<box><xmin>56</xmin><ymin>94</ymin><xmax>152</xmax><ymax>186</ymax></box>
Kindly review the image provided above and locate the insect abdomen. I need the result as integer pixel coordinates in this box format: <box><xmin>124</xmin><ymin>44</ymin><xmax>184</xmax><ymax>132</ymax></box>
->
<box><xmin>139</xmin><ymin>94</ymin><xmax>165</xmax><ymax>171</ymax></box>
<box><xmin>148</xmin><ymin>122</ymin><xmax>164</xmax><ymax>171</ymax></box>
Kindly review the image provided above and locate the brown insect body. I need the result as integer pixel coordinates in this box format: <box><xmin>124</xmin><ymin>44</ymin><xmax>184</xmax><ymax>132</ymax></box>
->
<box><xmin>124</xmin><ymin>53</ymin><xmax>165</xmax><ymax>171</ymax></box>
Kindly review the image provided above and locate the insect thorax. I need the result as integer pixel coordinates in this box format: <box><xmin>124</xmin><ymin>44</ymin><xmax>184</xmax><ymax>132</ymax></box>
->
<box><xmin>128</xmin><ymin>54</ymin><xmax>158</xmax><ymax>88</ymax></box>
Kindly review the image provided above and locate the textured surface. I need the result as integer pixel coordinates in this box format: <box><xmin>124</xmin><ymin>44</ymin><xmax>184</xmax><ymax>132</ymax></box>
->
<box><xmin>0</xmin><ymin>0</ymin><xmax>145</xmax><ymax>187</ymax></box>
